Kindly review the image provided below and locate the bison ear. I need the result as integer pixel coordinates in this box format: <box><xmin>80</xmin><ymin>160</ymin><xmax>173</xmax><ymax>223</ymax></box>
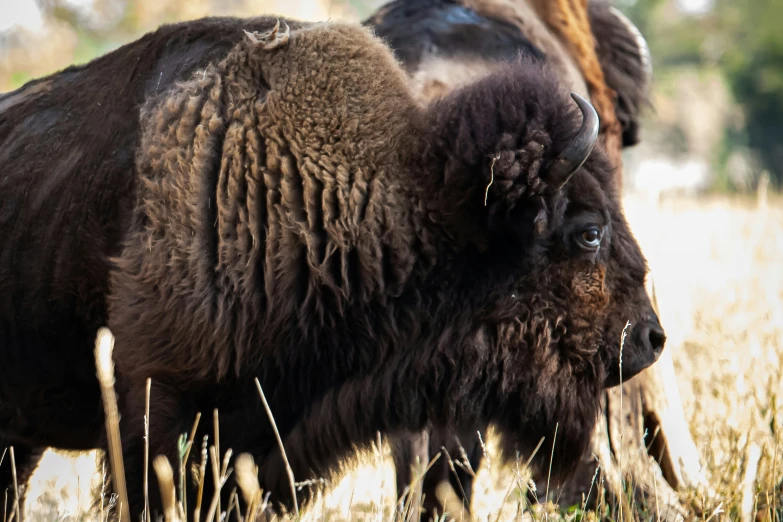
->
<box><xmin>544</xmin><ymin>93</ymin><xmax>600</xmax><ymax>191</ymax></box>
<box><xmin>587</xmin><ymin>1</ymin><xmax>653</xmax><ymax>147</ymax></box>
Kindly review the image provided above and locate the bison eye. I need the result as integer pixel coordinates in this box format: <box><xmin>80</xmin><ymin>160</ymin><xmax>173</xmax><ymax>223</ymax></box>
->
<box><xmin>576</xmin><ymin>226</ymin><xmax>602</xmax><ymax>250</ymax></box>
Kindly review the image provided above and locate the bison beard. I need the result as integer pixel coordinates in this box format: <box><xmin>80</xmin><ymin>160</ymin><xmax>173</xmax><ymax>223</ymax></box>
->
<box><xmin>0</xmin><ymin>15</ymin><xmax>662</xmax><ymax>522</ymax></box>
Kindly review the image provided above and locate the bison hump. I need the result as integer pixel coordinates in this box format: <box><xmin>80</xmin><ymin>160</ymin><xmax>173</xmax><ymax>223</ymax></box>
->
<box><xmin>110</xmin><ymin>19</ymin><xmax>433</xmax><ymax>380</ymax></box>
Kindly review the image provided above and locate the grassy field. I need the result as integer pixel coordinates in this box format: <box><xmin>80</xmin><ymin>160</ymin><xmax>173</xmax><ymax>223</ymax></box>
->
<box><xmin>15</xmin><ymin>191</ymin><xmax>783</xmax><ymax>521</ymax></box>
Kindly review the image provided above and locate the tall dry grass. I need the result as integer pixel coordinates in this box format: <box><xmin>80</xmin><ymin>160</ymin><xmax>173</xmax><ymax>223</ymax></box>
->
<box><xmin>10</xmin><ymin>192</ymin><xmax>783</xmax><ymax>522</ymax></box>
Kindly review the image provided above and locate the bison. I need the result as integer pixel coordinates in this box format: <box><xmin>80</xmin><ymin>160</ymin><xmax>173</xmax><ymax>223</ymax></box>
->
<box><xmin>364</xmin><ymin>0</ymin><xmax>655</xmax><ymax>516</ymax></box>
<box><xmin>365</xmin><ymin>0</ymin><xmax>652</xmax><ymax>147</ymax></box>
<box><xmin>0</xmin><ymin>14</ymin><xmax>664</xmax><ymax>522</ymax></box>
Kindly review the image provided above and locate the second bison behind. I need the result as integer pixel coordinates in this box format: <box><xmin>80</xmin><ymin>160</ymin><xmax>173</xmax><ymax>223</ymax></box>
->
<box><xmin>71</xmin><ymin>18</ymin><xmax>666</xmax><ymax>519</ymax></box>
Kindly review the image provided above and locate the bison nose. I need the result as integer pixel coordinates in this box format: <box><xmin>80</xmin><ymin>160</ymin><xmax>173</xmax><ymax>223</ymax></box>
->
<box><xmin>638</xmin><ymin>320</ymin><xmax>666</xmax><ymax>357</ymax></box>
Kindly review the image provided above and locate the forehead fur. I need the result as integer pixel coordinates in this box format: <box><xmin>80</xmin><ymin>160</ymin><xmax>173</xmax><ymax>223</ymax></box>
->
<box><xmin>564</xmin><ymin>147</ymin><xmax>619</xmax><ymax>211</ymax></box>
<box><xmin>418</xmin><ymin>54</ymin><xmax>618</xmax><ymax>202</ymax></box>
<box><xmin>422</xmin><ymin>57</ymin><xmax>581</xmax><ymax>165</ymax></box>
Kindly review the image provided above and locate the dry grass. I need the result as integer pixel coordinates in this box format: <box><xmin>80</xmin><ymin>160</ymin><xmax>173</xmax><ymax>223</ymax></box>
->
<box><xmin>13</xmin><ymin>192</ymin><xmax>783</xmax><ymax>521</ymax></box>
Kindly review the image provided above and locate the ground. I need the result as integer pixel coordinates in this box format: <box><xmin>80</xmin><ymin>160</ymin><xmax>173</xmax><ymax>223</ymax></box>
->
<box><xmin>13</xmin><ymin>192</ymin><xmax>783</xmax><ymax>521</ymax></box>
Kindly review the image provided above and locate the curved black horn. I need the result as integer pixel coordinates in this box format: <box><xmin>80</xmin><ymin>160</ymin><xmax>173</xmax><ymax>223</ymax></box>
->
<box><xmin>546</xmin><ymin>92</ymin><xmax>600</xmax><ymax>190</ymax></box>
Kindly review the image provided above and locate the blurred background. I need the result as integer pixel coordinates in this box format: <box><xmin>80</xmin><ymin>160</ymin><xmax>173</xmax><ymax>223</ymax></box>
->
<box><xmin>2</xmin><ymin>0</ymin><xmax>783</xmax><ymax>195</ymax></box>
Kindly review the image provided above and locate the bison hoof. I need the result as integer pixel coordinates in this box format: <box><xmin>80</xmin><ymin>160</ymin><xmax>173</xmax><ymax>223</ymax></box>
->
<box><xmin>244</xmin><ymin>19</ymin><xmax>291</xmax><ymax>50</ymax></box>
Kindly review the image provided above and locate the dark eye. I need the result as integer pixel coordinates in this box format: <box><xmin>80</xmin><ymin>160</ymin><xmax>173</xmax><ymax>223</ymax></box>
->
<box><xmin>576</xmin><ymin>226</ymin><xmax>602</xmax><ymax>250</ymax></box>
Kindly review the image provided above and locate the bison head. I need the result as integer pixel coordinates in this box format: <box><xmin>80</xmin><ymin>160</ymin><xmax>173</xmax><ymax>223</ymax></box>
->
<box><xmin>413</xmin><ymin>56</ymin><xmax>665</xmax><ymax>480</ymax></box>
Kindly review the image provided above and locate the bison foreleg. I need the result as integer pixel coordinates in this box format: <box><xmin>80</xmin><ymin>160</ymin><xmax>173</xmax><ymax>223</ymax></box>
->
<box><xmin>445</xmin><ymin>426</ymin><xmax>485</xmax><ymax>514</ymax></box>
<box><xmin>0</xmin><ymin>442</ymin><xmax>44</xmax><ymax>522</ymax></box>
<box><xmin>390</xmin><ymin>430</ymin><xmax>430</xmax><ymax>515</ymax></box>
<box><xmin>255</xmin><ymin>372</ymin><xmax>432</xmax><ymax>515</ymax></box>
<box><xmin>111</xmin><ymin>380</ymin><xmax>201</xmax><ymax>522</ymax></box>
<box><xmin>392</xmin><ymin>426</ymin><xmax>486</xmax><ymax>522</ymax></box>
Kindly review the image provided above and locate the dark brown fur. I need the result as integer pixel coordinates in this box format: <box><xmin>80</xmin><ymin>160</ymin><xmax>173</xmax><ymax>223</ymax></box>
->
<box><xmin>0</xmin><ymin>15</ymin><xmax>663</xmax><ymax>522</ymax></box>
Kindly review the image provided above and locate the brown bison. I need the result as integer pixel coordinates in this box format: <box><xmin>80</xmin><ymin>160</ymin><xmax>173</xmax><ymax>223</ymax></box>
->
<box><xmin>364</xmin><ymin>0</ymin><xmax>655</xmax><ymax>516</ymax></box>
<box><xmin>0</xmin><ymin>14</ymin><xmax>664</xmax><ymax>522</ymax></box>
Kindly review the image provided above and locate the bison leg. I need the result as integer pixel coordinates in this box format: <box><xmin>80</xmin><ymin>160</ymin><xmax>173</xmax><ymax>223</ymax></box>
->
<box><xmin>419</xmin><ymin>438</ymin><xmax>450</xmax><ymax>522</ymax></box>
<box><xmin>417</xmin><ymin>427</ymin><xmax>485</xmax><ymax>522</ymax></box>
<box><xmin>110</xmin><ymin>379</ymin><xmax>200</xmax><ymax>522</ymax></box>
<box><xmin>0</xmin><ymin>442</ymin><xmax>44</xmax><ymax>522</ymax></box>
<box><xmin>115</xmin><ymin>381</ymin><xmax>265</xmax><ymax>522</ymax></box>
<box><xmin>392</xmin><ymin>426</ymin><xmax>487</xmax><ymax>522</ymax></box>
<box><xmin>390</xmin><ymin>430</ymin><xmax>430</xmax><ymax>514</ymax></box>
<box><xmin>444</xmin><ymin>427</ymin><xmax>485</xmax><ymax>515</ymax></box>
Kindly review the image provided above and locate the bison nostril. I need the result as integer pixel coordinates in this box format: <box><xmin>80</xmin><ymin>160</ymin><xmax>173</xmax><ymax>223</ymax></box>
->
<box><xmin>647</xmin><ymin>324</ymin><xmax>666</xmax><ymax>354</ymax></box>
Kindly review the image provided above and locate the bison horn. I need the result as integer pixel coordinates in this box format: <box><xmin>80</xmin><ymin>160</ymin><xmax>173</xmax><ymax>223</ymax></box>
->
<box><xmin>546</xmin><ymin>92</ymin><xmax>600</xmax><ymax>190</ymax></box>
